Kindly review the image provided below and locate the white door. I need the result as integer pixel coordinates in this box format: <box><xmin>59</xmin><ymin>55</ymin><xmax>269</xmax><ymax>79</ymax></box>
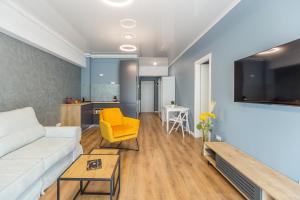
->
<box><xmin>158</xmin><ymin>79</ymin><xmax>161</xmax><ymax>114</ymax></box>
<box><xmin>160</xmin><ymin>76</ymin><xmax>175</xmax><ymax>121</ymax></box>
<box><xmin>141</xmin><ymin>81</ymin><xmax>154</xmax><ymax>112</ymax></box>
<box><xmin>200</xmin><ymin>64</ymin><xmax>210</xmax><ymax>113</ymax></box>
<box><xmin>194</xmin><ymin>53</ymin><xmax>212</xmax><ymax>138</ymax></box>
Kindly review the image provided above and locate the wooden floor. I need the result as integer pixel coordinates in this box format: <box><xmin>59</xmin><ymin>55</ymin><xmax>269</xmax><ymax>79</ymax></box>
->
<box><xmin>40</xmin><ymin>113</ymin><xmax>244</xmax><ymax>200</ymax></box>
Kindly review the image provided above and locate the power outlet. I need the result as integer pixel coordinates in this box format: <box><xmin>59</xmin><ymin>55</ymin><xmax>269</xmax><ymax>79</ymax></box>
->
<box><xmin>216</xmin><ymin>135</ymin><xmax>222</xmax><ymax>142</ymax></box>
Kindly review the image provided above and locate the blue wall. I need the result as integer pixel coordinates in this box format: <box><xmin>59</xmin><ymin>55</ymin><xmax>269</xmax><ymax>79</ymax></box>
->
<box><xmin>91</xmin><ymin>59</ymin><xmax>120</xmax><ymax>84</ymax></box>
<box><xmin>81</xmin><ymin>58</ymin><xmax>121</xmax><ymax>101</ymax></box>
<box><xmin>169</xmin><ymin>0</ymin><xmax>300</xmax><ymax>181</ymax></box>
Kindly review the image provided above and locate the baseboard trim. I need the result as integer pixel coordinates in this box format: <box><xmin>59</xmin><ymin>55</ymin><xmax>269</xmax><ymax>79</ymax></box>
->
<box><xmin>191</xmin><ymin>131</ymin><xmax>201</xmax><ymax>138</ymax></box>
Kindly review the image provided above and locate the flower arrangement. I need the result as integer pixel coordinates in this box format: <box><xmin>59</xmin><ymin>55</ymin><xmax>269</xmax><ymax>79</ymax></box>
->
<box><xmin>196</xmin><ymin>101</ymin><xmax>216</xmax><ymax>142</ymax></box>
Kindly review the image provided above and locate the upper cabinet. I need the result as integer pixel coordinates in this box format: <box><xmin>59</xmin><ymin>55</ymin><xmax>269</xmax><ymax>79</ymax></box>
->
<box><xmin>139</xmin><ymin>57</ymin><xmax>169</xmax><ymax>77</ymax></box>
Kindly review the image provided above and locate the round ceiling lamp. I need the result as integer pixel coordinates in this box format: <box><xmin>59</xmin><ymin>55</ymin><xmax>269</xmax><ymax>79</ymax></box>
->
<box><xmin>123</xmin><ymin>33</ymin><xmax>136</xmax><ymax>40</ymax></box>
<box><xmin>102</xmin><ymin>0</ymin><xmax>134</xmax><ymax>7</ymax></box>
<box><xmin>120</xmin><ymin>18</ymin><xmax>136</xmax><ymax>29</ymax></box>
<box><xmin>120</xmin><ymin>44</ymin><xmax>137</xmax><ymax>52</ymax></box>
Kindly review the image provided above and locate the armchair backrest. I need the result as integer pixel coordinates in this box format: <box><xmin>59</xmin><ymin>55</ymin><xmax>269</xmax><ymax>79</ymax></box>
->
<box><xmin>100</xmin><ymin>108</ymin><xmax>124</xmax><ymax>126</ymax></box>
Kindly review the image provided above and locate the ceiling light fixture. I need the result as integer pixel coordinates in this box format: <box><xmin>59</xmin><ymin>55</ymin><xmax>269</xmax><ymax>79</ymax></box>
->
<box><xmin>102</xmin><ymin>0</ymin><xmax>134</xmax><ymax>7</ymax></box>
<box><xmin>120</xmin><ymin>18</ymin><xmax>136</xmax><ymax>29</ymax></box>
<box><xmin>120</xmin><ymin>44</ymin><xmax>137</xmax><ymax>52</ymax></box>
<box><xmin>257</xmin><ymin>47</ymin><xmax>281</xmax><ymax>55</ymax></box>
<box><xmin>153</xmin><ymin>62</ymin><xmax>158</xmax><ymax>66</ymax></box>
<box><xmin>123</xmin><ymin>33</ymin><xmax>136</xmax><ymax>40</ymax></box>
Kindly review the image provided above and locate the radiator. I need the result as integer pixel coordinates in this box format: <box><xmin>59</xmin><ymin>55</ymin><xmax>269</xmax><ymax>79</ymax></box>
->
<box><xmin>216</xmin><ymin>155</ymin><xmax>262</xmax><ymax>200</ymax></box>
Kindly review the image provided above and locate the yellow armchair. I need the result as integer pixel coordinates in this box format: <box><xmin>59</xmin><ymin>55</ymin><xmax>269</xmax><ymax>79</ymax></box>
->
<box><xmin>99</xmin><ymin>108</ymin><xmax>140</xmax><ymax>151</ymax></box>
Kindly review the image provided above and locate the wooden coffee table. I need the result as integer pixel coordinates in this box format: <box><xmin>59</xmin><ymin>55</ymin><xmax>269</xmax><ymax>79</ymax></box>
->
<box><xmin>90</xmin><ymin>148</ymin><xmax>120</xmax><ymax>155</ymax></box>
<box><xmin>57</xmin><ymin>154</ymin><xmax>120</xmax><ymax>200</ymax></box>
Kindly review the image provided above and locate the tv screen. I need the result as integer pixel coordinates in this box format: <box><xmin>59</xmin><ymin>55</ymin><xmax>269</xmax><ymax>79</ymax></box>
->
<box><xmin>234</xmin><ymin>39</ymin><xmax>300</xmax><ymax>106</ymax></box>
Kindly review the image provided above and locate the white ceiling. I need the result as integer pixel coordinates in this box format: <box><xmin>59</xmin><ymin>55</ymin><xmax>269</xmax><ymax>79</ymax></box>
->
<box><xmin>10</xmin><ymin>0</ymin><xmax>239</xmax><ymax>64</ymax></box>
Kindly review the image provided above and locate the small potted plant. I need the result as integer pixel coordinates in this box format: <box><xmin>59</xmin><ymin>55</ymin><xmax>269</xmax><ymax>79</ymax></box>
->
<box><xmin>113</xmin><ymin>96</ymin><xmax>118</xmax><ymax>102</ymax></box>
<box><xmin>170</xmin><ymin>100</ymin><xmax>175</xmax><ymax>108</ymax></box>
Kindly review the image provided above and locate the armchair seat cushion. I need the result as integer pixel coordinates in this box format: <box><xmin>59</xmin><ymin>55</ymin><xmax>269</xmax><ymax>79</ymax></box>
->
<box><xmin>112</xmin><ymin>125</ymin><xmax>137</xmax><ymax>138</ymax></box>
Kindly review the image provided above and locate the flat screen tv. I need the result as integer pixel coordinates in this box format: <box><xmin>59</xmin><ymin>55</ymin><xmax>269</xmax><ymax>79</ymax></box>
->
<box><xmin>234</xmin><ymin>39</ymin><xmax>300</xmax><ymax>106</ymax></box>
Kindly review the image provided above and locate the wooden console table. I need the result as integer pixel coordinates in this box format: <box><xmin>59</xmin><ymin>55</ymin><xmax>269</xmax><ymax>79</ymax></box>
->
<box><xmin>204</xmin><ymin>142</ymin><xmax>300</xmax><ymax>200</ymax></box>
<box><xmin>60</xmin><ymin>102</ymin><xmax>120</xmax><ymax>131</ymax></box>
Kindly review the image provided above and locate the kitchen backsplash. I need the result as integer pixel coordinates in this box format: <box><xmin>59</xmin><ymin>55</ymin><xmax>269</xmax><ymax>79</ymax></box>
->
<box><xmin>91</xmin><ymin>84</ymin><xmax>120</xmax><ymax>101</ymax></box>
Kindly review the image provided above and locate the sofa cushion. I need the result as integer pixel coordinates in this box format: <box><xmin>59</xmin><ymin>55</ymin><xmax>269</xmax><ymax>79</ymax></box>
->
<box><xmin>18</xmin><ymin>179</ymin><xmax>43</xmax><ymax>200</ymax></box>
<box><xmin>0</xmin><ymin>158</ymin><xmax>44</xmax><ymax>200</ymax></box>
<box><xmin>102</xmin><ymin>108</ymin><xmax>123</xmax><ymax>126</ymax></box>
<box><xmin>0</xmin><ymin>107</ymin><xmax>45</xmax><ymax>157</ymax></box>
<box><xmin>112</xmin><ymin>125</ymin><xmax>137</xmax><ymax>138</ymax></box>
<box><xmin>42</xmin><ymin>152</ymin><xmax>73</xmax><ymax>191</ymax></box>
<box><xmin>3</xmin><ymin>137</ymin><xmax>76</xmax><ymax>171</ymax></box>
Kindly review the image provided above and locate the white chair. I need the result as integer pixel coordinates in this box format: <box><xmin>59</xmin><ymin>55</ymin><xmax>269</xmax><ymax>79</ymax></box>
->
<box><xmin>168</xmin><ymin>108</ymin><xmax>190</xmax><ymax>137</ymax></box>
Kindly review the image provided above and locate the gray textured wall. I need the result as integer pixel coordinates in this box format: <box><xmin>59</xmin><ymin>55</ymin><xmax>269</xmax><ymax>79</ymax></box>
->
<box><xmin>0</xmin><ymin>33</ymin><xmax>81</xmax><ymax>126</ymax></box>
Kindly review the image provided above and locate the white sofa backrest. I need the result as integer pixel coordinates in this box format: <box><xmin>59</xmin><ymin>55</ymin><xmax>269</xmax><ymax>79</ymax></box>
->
<box><xmin>0</xmin><ymin>107</ymin><xmax>45</xmax><ymax>157</ymax></box>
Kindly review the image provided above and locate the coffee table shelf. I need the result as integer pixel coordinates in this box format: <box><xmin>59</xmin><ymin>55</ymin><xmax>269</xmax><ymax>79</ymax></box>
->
<box><xmin>57</xmin><ymin>154</ymin><xmax>120</xmax><ymax>200</ymax></box>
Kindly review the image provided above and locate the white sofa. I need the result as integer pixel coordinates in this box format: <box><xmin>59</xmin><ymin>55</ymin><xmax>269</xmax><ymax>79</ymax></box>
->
<box><xmin>0</xmin><ymin>107</ymin><xmax>83</xmax><ymax>200</ymax></box>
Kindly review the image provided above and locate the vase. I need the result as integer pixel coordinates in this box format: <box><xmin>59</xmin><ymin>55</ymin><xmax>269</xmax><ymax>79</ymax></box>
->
<box><xmin>202</xmin><ymin>130</ymin><xmax>211</xmax><ymax>142</ymax></box>
<box><xmin>202</xmin><ymin>130</ymin><xmax>211</xmax><ymax>155</ymax></box>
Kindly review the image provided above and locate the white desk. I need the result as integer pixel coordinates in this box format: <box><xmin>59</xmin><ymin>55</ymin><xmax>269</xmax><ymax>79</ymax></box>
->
<box><xmin>162</xmin><ymin>105</ymin><xmax>189</xmax><ymax>133</ymax></box>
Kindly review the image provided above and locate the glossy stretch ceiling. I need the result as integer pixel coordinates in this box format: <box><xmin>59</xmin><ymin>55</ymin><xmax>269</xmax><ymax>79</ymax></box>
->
<box><xmin>10</xmin><ymin>0</ymin><xmax>240</xmax><ymax>64</ymax></box>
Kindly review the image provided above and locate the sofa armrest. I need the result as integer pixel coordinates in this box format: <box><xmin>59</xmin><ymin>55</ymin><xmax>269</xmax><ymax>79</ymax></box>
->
<box><xmin>45</xmin><ymin>126</ymin><xmax>81</xmax><ymax>143</ymax></box>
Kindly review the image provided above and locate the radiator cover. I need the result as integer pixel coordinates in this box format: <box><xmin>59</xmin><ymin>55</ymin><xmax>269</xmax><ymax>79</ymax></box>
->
<box><xmin>216</xmin><ymin>155</ymin><xmax>262</xmax><ymax>200</ymax></box>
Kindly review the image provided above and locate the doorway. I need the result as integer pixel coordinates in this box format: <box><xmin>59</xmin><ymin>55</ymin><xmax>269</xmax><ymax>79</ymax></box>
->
<box><xmin>194</xmin><ymin>53</ymin><xmax>212</xmax><ymax>138</ymax></box>
<box><xmin>141</xmin><ymin>81</ymin><xmax>155</xmax><ymax>112</ymax></box>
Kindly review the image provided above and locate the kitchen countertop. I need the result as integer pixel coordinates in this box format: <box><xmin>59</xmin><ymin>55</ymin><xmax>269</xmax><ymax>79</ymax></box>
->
<box><xmin>92</xmin><ymin>101</ymin><xmax>120</xmax><ymax>104</ymax></box>
<box><xmin>62</xmin><ymin>101</ymin><xmax>120</xmax><ymax>106</ymax></box>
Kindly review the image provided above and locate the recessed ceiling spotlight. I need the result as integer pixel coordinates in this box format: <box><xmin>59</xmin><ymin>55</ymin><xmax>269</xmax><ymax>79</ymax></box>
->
<box><xmin>153</xmin><ymin>62</ymin><xmax>158</xmax><ymax>66</ymax></box>
<box><xmin>257</xmin><ymin>47</ymin><xmax>281</xmax><ymax>55</ymax></box>
<box><xmin>123</xmin><ymin>33</ymin><xmax>136</xmax><ymax>40</ymax></box>
<box><xmin>120</xmin><ymin>44</ymin><xmax>137</xmax><ymax>52</ymax></box>
<box><xmin>102</xmin><ymin>0</ymin><xmax>134</xmax><ymax>7</ymax></box>
<box><xmin>120</xmin><ymin>18</ymin><xmax>136</xmax><ymax>29</ymax></box>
